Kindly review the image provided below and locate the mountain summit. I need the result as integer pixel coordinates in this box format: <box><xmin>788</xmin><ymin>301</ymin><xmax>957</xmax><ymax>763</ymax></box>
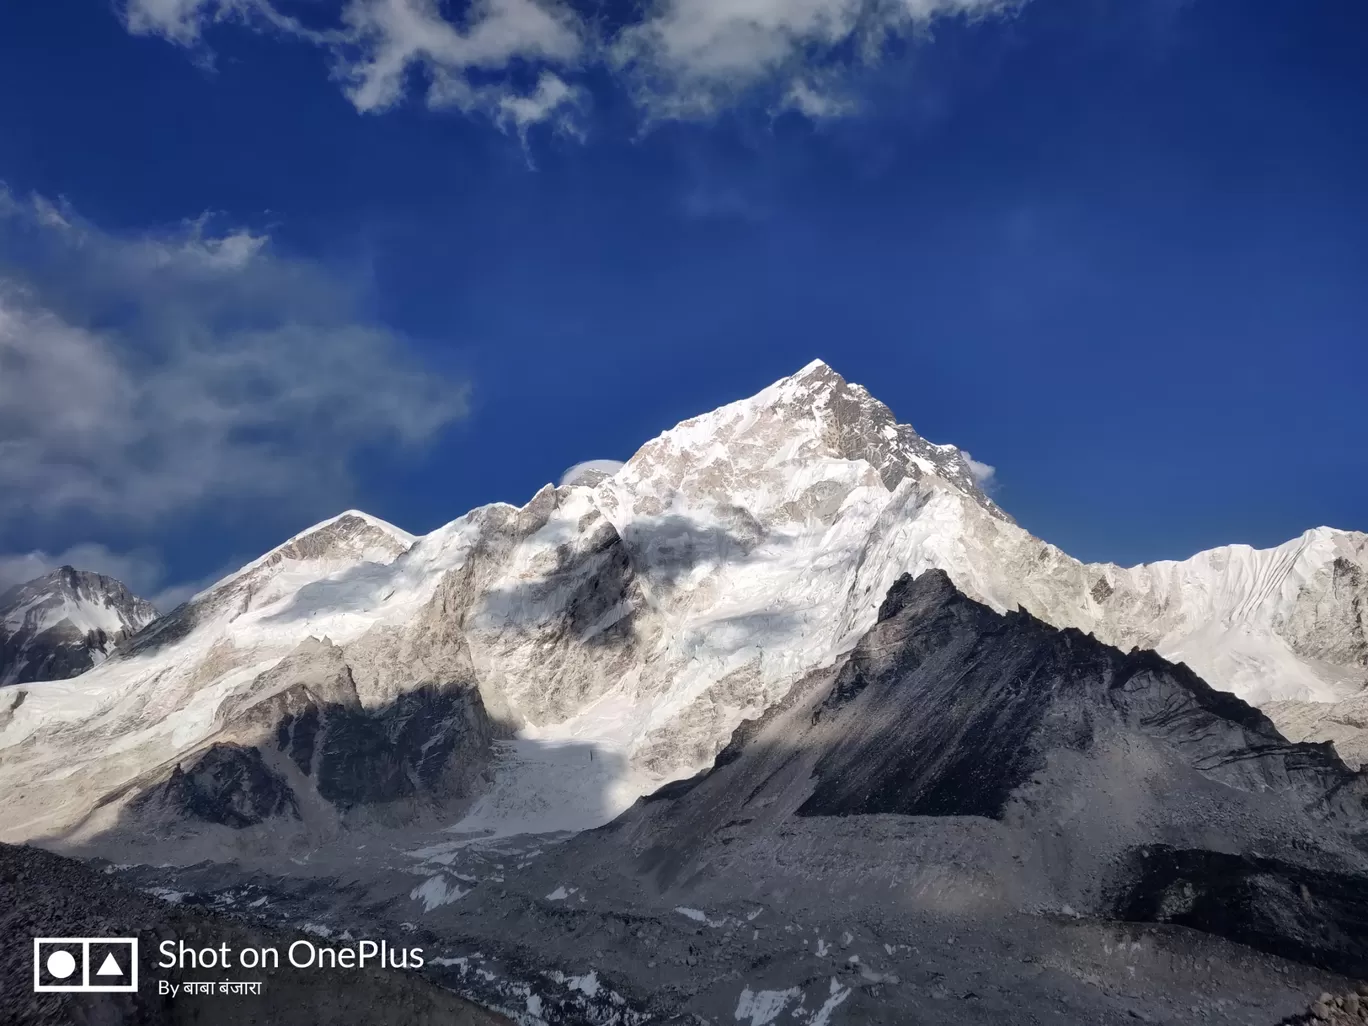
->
<box><xmin>618</xmin><ymin>358</ymin><xmax>1011</xmax><ymax>523</ymax></box>
<box><xmin>0</xmin><ymin>567</ymin><xmax>159</xmax><ymax>686</ymax></box>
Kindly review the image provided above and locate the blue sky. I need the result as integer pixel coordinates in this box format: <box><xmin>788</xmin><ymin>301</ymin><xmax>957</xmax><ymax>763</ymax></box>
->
<box><xmin>0</xmin><ymin>0</ymin><xmax>1364</xmax><ymax>605</ymax></box>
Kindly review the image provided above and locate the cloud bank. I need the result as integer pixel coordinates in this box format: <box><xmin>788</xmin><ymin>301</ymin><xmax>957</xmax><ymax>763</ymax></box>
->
<box><xmin>0</xmin><ymin>188</ymin><xmax>465</xmax><ymax>528</ymax></box>
<box><xmin>118</xmin><ymin>0</ymin><xmax>1025</xmax><ymax>130</ymax></box>
<box><xmin>0</xmin><ymin>183</ymin><xmax>466</xmax><ymax>611</ymax></box>
<box><xmin>559</xmin><ymin>459</ymin><xmax>626</xmax><ymax>487</ymax></box>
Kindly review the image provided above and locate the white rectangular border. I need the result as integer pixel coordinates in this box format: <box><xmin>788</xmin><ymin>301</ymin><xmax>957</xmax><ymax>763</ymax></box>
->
<box><xmin>33</xmin><ymin>937</ymin><xmax>139</xmax><ymax>993</ymax></box>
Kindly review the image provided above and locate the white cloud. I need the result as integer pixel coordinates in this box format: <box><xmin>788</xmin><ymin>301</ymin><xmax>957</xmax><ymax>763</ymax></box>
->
<box><xmin>494</xmin><ymin>71</ymin><xmax>584</xmax><ymax>138</ymax></box>
<box><xmin>123</xmin><ymin>0</ymin><xmax>224</xmax><ymax>46</ymax></box>
<box><xmin>336</xmin><ymin>0</ymin><xmax>583</xmax><ymax>114</ymax></box>
<box><xmin>559</xmin><ymin>459</ymin><xmax>626</xmax><ymax>487</ymax></box>
<box><xmin>0</xmin><ymin>187</ymin><xmax>467</xmax><ymax>528</ymax></box>
<box><xmin>118</xmin><ymin>0</ymin><xmax>1026</xmax><ymax>129</ymax></box>
<box><xmin>121</xmin><ymin>0</ymin><xmax>321</xmax><ymax>48</ymax></box>
<box><xmin>779</xmin><ymin>78</ymin><xmax>857</xmax><ymax>120</ymax></box>
<box><xmin>121</xmin><ymin>0</ymin><xmax>588</xmax><ymax>132</ymax></box>
<box><xmin>615</xmin><ymin>0</ymin><xmax>1018</xmax><ymax>117</ymax></box>
<box><xmin>962</xmin><ymin>451</ymin><xmax>996</xmax><ymax>487</ymax></box>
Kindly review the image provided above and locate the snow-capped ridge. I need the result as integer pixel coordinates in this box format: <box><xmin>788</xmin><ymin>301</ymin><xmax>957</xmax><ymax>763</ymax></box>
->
<box><xmin>0</xmin><ymin>359</ymin><xmax>1363</xmax><ymax>853</ymax></box>
<box><xmin>206</xmin><ymin>509</ymin><xmax>416</xmax><ymax>598</ymax></box>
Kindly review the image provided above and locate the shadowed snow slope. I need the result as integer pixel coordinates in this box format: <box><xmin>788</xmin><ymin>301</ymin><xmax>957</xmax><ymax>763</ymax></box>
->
<box><xmin>0</xmin><ymin>360</ymin><xmax>1364</xmax><ymax>855</ymax></box>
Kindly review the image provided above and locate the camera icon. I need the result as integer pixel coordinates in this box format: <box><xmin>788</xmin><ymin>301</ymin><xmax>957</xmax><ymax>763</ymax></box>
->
<box><xmin>33</xmin><ymin>938</ymin><xmax>139</xmax><ymax>992</ymax></box>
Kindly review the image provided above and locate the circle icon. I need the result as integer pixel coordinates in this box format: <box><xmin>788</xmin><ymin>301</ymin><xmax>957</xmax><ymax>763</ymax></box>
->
<box><xmin>46</xmin><ymin>950</ymin><xmax>77</xmax><ymax>979</ymax></box>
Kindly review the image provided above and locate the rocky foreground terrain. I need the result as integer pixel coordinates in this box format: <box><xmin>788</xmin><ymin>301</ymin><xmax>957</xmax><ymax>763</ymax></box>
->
<box><xmin>1279</xmin><ymin>987</ymin><xmax>1368</xmax><ymax>1026</ymax></box>
<box><xmin>0</xmin><ymin>841</ymin><xmax>507</xmax><ymax>1026</ymax></box>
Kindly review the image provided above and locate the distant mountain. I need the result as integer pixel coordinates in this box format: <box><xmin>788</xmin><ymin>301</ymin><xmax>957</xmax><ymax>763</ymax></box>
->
<box><xmin>0</xmin><ymin>567</ymin><xmax>159</xmax><ymax>686</ymax></box>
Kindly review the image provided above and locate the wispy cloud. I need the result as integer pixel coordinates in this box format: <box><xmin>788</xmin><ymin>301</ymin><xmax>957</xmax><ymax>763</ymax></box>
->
<box><xmin>559</xmin><ymin>459</ymin><xmax>625</xmax><ymax>486</ymax></box>
<box><xmin>117</xmin><ymin>0</ymin><xmax>1026</xmax><ymax>131</ymax></box>
<box><xmin>614</xmin><ymin>0</ymin><xmax>1018</xmax><ymax>119</ymax></box>
<box><xmin>335</xmin><ymin>0</ymin><xmax>585</xmax><ymax>130</ymax></box>
<box><xmin>121</xmin><ymin>0</ymin><xmax>589</xmax><ymax>135</ymax></box>
<box><xmin>0</xmin><ymin>187</ymin><xmax>467</xmax><ymax>530</ymax></box>
<box><xmin>962</xmin><ymin>451</ymin><xmax>997</xmax><ymax>488</ymax></box>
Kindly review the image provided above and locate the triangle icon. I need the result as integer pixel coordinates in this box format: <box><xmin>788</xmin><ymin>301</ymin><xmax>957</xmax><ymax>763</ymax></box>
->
<box><xmin>96</xmin><ymin>952</ymin><xmax>123</xmax><ymax>976</ymax></box>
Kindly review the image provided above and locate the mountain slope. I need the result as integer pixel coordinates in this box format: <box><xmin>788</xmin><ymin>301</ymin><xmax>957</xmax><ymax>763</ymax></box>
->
<box><xmin>0</xmin><ymin>360</ymin><xmax>1363</xmax><ymax>856</ymax></box>
<box><xmin>471</xmin><ymin>569</ymin><xmax>1368</xmax><ymax>1021</ymax></box>
<box><xmin>106</xmin><ymin>570</ymin><xmax>1368</xmax><ymax>1026</ymax></box>
<box><xmin>592</xmin><ymin>569</ymin><xmax>1368</xmax><ymax>924</ymax></box>
<box><xmin>1079</xmin><ymin>528</ymin><xmax>1368</xmax><ymax>706</ymax></box>
<box><xmin>0</xmin><ymin>567</ymin><xmax>159</xmax><ymax>686</ymax></box>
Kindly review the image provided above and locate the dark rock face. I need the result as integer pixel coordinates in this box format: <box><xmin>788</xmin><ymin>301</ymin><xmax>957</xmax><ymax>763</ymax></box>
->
<box><xmin>798</xmin><ymin>569</ymin><xmax>1333</xmax><ymax>823</ymax></box>
<box><xmin>1115</xmin><ymin>845</ymin><xmax>1368</xmax><ymax>978</ymax></box>
<box><xmin>277</xmin><ymin>705</ymin><xmax>322</xmax><ymax>775</ymax></box>
<box><xmin>312</xmin><ymin>683</ymin><xmax>492</xmax><ymax>808</ymax></box>
<box><xmin>129</xmin><ymin>637</ymin><xmax>496</xmax><ymax>833</ymax></box>
<box><xmin>138</xmin><ymin>744</ymin><xmax>301</xmax><ymax>829</ymax></box>
<box><xmin>0</xmin><ymin>568</ymin><xmax>159</xmax><ymax>686</ymax></box>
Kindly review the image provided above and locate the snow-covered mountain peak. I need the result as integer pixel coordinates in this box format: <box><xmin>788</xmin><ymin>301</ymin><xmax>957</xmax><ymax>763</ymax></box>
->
<box><xmin>0</xmin><ymin>359</ymin><xmax>1363</xmax><ymax>855</ymax></box>
<box><xmin>601</xmin><ymin>361</ymin><xmax>1008</xmax><ymax>532</ymax></box>
<box><xmin>215</xmin><ymin>510</ymin><xmax>415</xmax><ymax>592</ymax></box>
<box><xmin>0</xmin><ymin>568</ymin><xmax>159</xmax><ymax>686</ymax></box>
<box><xmin>118</xmin><ymin>509</ymin><xmax>418</xmax><ymax>672</ymax></box>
